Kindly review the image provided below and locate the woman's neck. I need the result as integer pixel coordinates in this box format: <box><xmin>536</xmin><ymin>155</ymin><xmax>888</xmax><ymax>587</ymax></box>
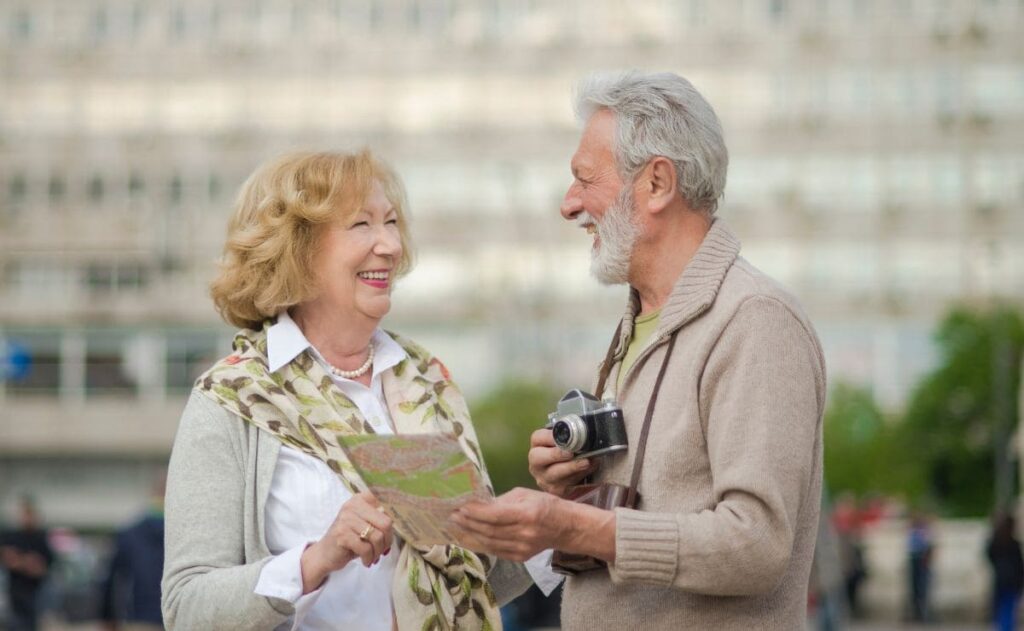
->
<box><xmin>289</xmin><ymin>304</ymin><xmax>378</xmax><ymax>372</ymax></box>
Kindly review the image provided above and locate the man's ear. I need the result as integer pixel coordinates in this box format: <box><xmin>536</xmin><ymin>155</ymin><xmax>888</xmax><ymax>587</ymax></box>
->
<box><xmin>644</xmin><ymin>157</ymin><xmax>678</xmax><ymax>214</ymax></box>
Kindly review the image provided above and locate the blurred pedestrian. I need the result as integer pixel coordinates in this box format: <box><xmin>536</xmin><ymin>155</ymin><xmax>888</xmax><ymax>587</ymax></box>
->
<box><xmin>907</xmin><ymin>511</ymin><xmax>934</xmax><ymax>623</ymax></box>
<box><xmin>832</xmin><ymin>494</ymin><xmax>867</xmax><ymax>617</ymax></box>
<box><xmin>0</xmin><ymin>496</ymin><xmax>54</xmax><ymax>631</ymax></box>
<box><xmin>986</xmin><ymin>513</ymin><xmax>1024</xmax><ymax>631</ymax></box>
<box><xmin>100</xmin><ymin>476</ymin><xmax>166</xmax><ymax>631</ymax></box>
<box><xmin>811</xmin><ymin>500</ymin><xmax>846</xmax><ymax>631</ymax></box>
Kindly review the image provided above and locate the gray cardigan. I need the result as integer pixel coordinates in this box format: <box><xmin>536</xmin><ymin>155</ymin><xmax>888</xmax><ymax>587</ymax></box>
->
<box><xmin>161</xmin><ymin>391</ymin><xmax>532</xmax><ymax>630</ymax></box>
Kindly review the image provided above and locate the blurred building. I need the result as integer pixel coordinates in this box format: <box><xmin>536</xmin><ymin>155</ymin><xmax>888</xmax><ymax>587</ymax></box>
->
<box><xmin>1</xmin><ymin>0</ymin><xmax>1022</xmax><ymax>528</ymax></box>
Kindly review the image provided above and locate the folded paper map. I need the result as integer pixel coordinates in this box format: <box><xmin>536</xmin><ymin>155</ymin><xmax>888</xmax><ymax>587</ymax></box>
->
<box><xmin>338</xmin><ymin>432</ymin><xmax>493</xmax><ymax>547</ymax></box>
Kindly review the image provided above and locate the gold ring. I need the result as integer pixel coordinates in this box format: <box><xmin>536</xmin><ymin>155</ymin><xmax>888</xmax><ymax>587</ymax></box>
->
<box><xmin>359</xmin><ymin>525</ymin><xmax>374</xmax><ymax>541</ymax></box>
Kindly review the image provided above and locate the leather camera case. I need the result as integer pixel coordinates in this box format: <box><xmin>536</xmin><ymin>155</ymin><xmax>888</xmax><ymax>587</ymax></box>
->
<box><xmin>550</xmin><ymin>482</ymin><xmax>638</xmax><ymax>575</ymax></box>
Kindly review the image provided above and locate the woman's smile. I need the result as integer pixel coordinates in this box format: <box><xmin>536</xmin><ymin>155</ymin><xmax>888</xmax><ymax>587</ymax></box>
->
<box><xmin>357</xmin><ymin>269</ymin><xmax>391</xmax><ymax>289</ymax></box>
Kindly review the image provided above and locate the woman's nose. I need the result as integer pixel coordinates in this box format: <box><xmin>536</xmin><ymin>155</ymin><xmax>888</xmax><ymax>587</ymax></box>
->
<box><xmin>374</xmin><ymin>226</ymin><xmax>402</xmax><ymax>257</ymax></box>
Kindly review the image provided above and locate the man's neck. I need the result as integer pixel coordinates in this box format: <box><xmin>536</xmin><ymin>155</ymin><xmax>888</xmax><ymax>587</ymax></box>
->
<box><xmin>630</xmin><ymin>210</ymin><xmax>712</xmax><ymax>315</ymax></box>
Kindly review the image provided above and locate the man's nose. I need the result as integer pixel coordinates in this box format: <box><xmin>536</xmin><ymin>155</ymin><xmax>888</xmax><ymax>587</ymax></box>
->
<box><xmin>560</xmin><ymin>189</ymin><xmax>582</xmax><ymax>221</ymax></box>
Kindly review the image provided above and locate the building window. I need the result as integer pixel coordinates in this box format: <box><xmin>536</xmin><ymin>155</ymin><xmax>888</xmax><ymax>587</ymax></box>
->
<box><xmin>290</xmin><ymin>4</ymin><xmax>305</xmax><ymax>34</ymax></box>
<box><xmin>166</xmin><ymin>331</ymin><xmax>221</xmax><ymax>392</ymax></box>
<box><xmin>117</xmin><ymin>264</ymin><xmax>148</xmax><ymax>290</ymax></box>
<box><xmin>128</xmin><ymin>172</ymin><xmax>144</xmax><ymax>197</ymax></box>
<box><xmin>130</xmin><ymin>2</ymin><xmax>146</xmax><ymax>39</ymax></box>
<box><xmin>10</xmin><ymin>8</ymin><xmax>32</xmax><ymax>41</ymax></box>
<box><xmin>93</xmin><ymin>6</ymin><xmax>109</xmax><ymax>42</ymax></box>
<box><xmin>8</xmin><ymin>173</ymin><xmax>27</xmax><ymax>204</ymax></box>
<box><xmin>85</xmin><ymin>263</ymin><xmax>150</xmax><ymax>293</ymax></box>
<box><xmin>370</xmin><ymin>0</ymin><xmax>384</xmax><ymax>32</ymax></box>
<box><xmin>169</xmin><ymin>174</ymin><xmax>183</xmax><ymax>204</ymax></box>
<box><xmin>85</xmin><ymin>264</ymin><xmax>115</xmax><ymax>292</ymax></box>
<box><xmin>209</xmin><ymin>4</ymin><xmax>221</xmax><ymax>39</ymax></box>
<box><xmin>4</xmin><ymin>352</ymin><xmax>61</xmax><ymax>395</ymax></box>
<box><xmin>85</xmin><ymin>355</ymin><xmax>137</xmax><ymax>394</ymax></box>
<box><xmin>208</xmin><ymin>173</ymin><xmax>221</xmax><ymax>201</ymax></box>
<box><xmin>48</xmin><ymin>175</ymin><xmax>65</xmax><ymax>203</ymax></box>
<box><xmin>170</xmin><ymin>5</ymin><xmax>187</xmax><ymax>40</ymax></box>
<box><xmin>88</xmin><ymin>175</ymin><xmax>104</xmax><ymax>203</ymax></box>
<box><xmin>85</xmin><ymin>331</ymin><xmax>138</xmax><ymax>396</ymax></box>
<box><xmin>3</xmin><ymin>332</ymin><xmax>61</xmax><ymax>396</ymax></box>
<box><xmin>9</xmin><ymin>261</ymin><xmax>70</xmax><ymax>295</ymax></box>
<box><xmin>769</xmin><ymin>0</ymin><xmax>788</xmax><ymax>23</ymax></box>
<box><xmin>0</xmin><ymin>261</ymin><xmax>17</xmax><ymax>289</ymax></box>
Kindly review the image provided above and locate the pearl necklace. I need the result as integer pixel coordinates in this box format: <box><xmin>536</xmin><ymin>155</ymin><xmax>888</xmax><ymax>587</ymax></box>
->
<box><xmin>325</xmin><ymin>344</ymin><xmax>375</xmax><ymax>379</ymax></box>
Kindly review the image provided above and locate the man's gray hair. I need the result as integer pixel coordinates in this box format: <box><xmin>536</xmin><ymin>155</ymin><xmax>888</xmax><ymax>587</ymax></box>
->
<box><xmin>574</xmin><ymin>71</ymin><xmax>728</xmax><ymax>215</ymax></box>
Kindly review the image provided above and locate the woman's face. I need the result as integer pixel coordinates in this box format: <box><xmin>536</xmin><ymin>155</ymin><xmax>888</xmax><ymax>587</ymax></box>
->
<box><xmin>311</xmin><ymin>179</ymin><xmax>403</xmax><ymax>324</ymax></box>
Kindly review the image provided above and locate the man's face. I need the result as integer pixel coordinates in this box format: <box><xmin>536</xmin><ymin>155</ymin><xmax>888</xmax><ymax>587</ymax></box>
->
<box><xmin>561</xmin><ymin>110</ymin><xmax>640</xmax><ymax>285</ymax></box>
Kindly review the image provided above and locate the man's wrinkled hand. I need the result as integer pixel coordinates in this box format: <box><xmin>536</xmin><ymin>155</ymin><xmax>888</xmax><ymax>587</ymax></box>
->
<box><xmin>449</xmin><ymin>487</ymin><xmax>566</xmax><ymax>562</ymax></box>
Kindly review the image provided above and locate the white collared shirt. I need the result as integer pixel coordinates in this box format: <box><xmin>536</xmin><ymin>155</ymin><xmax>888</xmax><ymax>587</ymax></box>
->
<box><xmin>254</xmin><ymin>311</ymin><xmax>404</xmax><ymax>631</ymax></box>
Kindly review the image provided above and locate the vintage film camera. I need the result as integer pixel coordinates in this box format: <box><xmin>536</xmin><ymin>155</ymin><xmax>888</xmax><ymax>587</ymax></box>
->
<box><xmin>546</xmin><ymin>389</ymin><xmax>627</xmax><ymax>460</ymax></box>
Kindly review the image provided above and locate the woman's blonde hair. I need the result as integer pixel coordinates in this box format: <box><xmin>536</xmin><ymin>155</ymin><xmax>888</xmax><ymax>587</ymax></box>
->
<box><xmin>210</xmin><ymin>149</ymin><xmax>414</xmax><ymax>329</ymax></box>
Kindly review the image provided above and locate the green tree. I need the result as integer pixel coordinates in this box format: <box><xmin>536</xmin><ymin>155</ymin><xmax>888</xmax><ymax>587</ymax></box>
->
<box><xmin>823</xmin><ymin>382</ymin><xmax>924</xmax><ymax>499</ymax></box>
<box><xmin>900</xmin><ymin>304</ymin><xmax>1024</xmax><ymax>517</ymax></box>
<box><xmin>469</xmin><ymin>381</ymin><xmax>562</xmax><ymax>494</ymax></box>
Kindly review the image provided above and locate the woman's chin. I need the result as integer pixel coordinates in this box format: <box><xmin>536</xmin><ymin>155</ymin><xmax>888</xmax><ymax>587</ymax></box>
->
<box><xmin>356</xmin><ymin>297</ymin><xmax>392</xmax><ymax>322</ymax></box>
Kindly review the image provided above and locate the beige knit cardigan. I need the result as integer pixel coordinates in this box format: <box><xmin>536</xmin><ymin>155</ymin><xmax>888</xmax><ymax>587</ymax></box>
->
<box><xmin>560</xmin><ymin>221</ymin><xmax>827</xmax><ymax>630</ymax></box>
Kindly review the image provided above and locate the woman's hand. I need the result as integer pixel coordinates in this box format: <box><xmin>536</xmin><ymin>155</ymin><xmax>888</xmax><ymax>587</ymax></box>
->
<box><xmin>528</xmin><ymin>429</ymin><xmax>598</xmax><ymax>497</ymax></box>
<box><xmin>300</xmin><ymin>491</ymin><xmax>393</xmax><ymax>593</ymax></box>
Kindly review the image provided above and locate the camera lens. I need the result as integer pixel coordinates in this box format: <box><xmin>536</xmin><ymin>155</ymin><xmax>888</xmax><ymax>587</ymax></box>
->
<box><xmin>552</xmin><ymin>421</ymin><xmax>572</xmax><ymax>446</ymax></box>
<box><xmin>551</xmin><ymin>414</ymin><xmax>587</xmax><ymax>454</ymax></box>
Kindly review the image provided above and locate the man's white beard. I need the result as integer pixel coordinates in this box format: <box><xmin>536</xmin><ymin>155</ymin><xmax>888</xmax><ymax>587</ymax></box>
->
<box><xmin>589</xmin><ymin>187</ymin><xmax>640</xmax><ymax>285</ymax></box>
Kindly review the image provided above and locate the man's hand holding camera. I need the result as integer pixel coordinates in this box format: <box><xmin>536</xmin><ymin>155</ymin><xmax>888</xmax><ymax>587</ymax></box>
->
<box><xmin>528</xmin><ymin>428</ymin><xmax>598</xmax><ymax>497</ymax></box>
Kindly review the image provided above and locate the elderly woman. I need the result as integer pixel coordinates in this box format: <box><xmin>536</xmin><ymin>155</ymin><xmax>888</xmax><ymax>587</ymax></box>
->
<box><xmin>161</xmin><ymin>150</ymin><xmax>531</xmax><ymax>630</ymax></box>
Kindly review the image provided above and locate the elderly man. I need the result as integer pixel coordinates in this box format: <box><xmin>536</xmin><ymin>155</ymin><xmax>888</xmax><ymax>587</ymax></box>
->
<box><xmin>451</xmin><ymin>71</ymin><xmax>826</xmax><ymax>629</ymax></box>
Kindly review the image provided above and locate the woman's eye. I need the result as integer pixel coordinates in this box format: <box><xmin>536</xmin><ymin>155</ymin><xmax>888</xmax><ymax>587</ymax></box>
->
<box><xmin>386</xmin><ymin>219</ymin><xmax>398</xmax><ymax>225</ymax></box>
<box><xmin>351</xmin><ymin>221</ymin><xmax>369</xmax><ymax>228</ymax></box>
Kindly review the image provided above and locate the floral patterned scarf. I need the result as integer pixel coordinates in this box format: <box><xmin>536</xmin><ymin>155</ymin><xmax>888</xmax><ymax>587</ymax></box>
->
<box><xmin>197</xmin><ymin>322</ymin><xmax>502</xmax><ymax>631</ymax></box>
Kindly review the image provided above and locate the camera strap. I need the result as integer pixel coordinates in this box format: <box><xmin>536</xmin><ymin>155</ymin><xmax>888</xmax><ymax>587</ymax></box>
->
<box><xmin>629</xmin><ymin>331</ymin><xmax>679</xmax><ymax>494</ymax></box>
<box><xmin>594</xmin><ymin>320</ymin><xmax>624</xmax><ymax>399</ymax></box>
<box><xmin>595</xmin><ymin>321</ymin><xmax>679</xmax><ymax>501</ymax></box>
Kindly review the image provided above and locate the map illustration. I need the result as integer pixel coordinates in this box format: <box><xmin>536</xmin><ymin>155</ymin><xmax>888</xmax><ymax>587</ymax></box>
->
<box><xmin>338</xmin><ymin>432</ymin><xmax>492</xmax><ymax>546</ymax></box>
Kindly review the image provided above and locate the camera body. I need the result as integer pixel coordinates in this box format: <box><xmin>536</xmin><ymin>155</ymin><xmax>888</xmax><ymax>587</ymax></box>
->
<box><xmin>547</xmin><ymin>389</ymin><xmax>628</xmax><ymax>460</ymax></box>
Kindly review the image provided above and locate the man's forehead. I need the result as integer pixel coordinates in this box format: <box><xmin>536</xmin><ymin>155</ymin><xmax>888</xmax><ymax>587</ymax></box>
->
<box><xmin>570</xmin><ymin>148</ymin><xmax>592</xmax><ymax>175</ymax></box>
<box><xmin>572</xmin><ymin>112</ymin><xmax>615</xmax><ymax>173</ymax></box>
